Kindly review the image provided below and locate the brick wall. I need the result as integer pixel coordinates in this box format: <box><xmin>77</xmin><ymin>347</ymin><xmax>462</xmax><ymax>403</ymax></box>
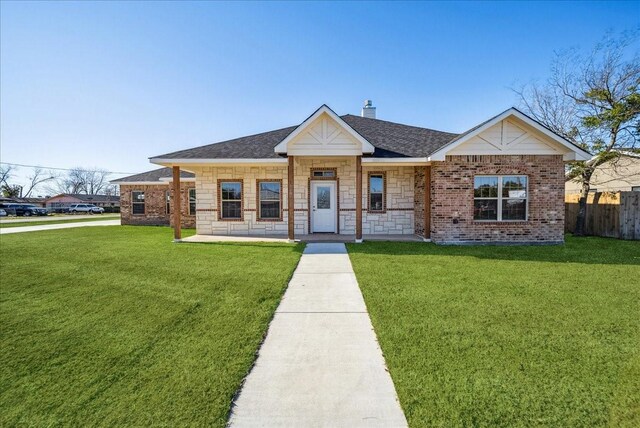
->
<box><xmin>431</xmin><ymin>155</ymin><xmax>565</xmax><ymax>244</ymax></box>
<box><xmin>120</xmin><ymin>184</ymin><xmax>195</xmax><ymax>228</ymax></box>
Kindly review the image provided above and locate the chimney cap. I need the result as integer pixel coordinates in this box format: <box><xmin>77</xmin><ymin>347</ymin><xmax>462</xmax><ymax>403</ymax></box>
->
<box><xmin>361</xmin><ymin>99</ymin><xmax>376</xmax><ymax>119</ymax></box>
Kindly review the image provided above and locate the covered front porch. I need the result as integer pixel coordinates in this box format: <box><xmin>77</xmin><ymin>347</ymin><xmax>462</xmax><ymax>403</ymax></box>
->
<box><xmin>157</xmin><ymin>106</ymin><xmax>433</xmax><ymax>243</ymax></box>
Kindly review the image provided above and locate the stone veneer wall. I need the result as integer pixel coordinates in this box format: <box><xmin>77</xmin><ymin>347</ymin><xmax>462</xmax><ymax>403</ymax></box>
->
<box><xmin>191</xmin><ymin>160</ymin><xmax>416</xmax><ymax>236</ymax></box>
<box><xmin>362</xmin><ymin>166</ymin><xmax>414</xmax><ymax>235</ymax></box>
<box><xmin>120</xmin><ymin>184</ymin><xmax>195</xmax><ymax>228</ymax></box>
<box><xmin>194</xmin><ymin>166</ymin><xmax>289</xmax><ymax>235</ymax></box>
<box><xmin>431</xmin><ymin>155</ymin><xmax>565</xmax><ymax>244</ymax></box>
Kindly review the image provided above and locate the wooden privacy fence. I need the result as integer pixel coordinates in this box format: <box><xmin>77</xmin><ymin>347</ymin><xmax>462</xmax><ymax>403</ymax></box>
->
<box><xmin>565</xmin><ymin>191</ymin><xmax>640</xmax><ymax>240</ymax></box>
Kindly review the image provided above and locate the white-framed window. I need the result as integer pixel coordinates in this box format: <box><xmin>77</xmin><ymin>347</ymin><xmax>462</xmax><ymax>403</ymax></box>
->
<box><xmin>189</xmin><ymin>189</ymin><xmax>196</xmax><ymax>215</ymax></box>
<box><xmin>166</xmin><ymin>190</ymin><xmax>170</xmax><ymax>214</ymax></box>
<box><xmin>132</xmin><ymin>191</ymin><xmax>145</xmax><ymax>215</ymax></box>
<box><xmin>220</xmin><ymin>181</ymin><xmax>242</xmax><ymax>220</ymax></box>
<box><xmin>258</xmin><ymin>181</ymin><xmax>281</xmax><ymax>220</ymax></box>
<box><xmin>474</xmin><ymin>175</ymin><xmax>528</xmax><ymax>221</ymax></box>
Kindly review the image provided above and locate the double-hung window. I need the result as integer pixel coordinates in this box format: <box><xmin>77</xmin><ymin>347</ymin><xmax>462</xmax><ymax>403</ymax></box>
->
<box><xmin>132</xmin><ymin>191</ymin><xmax>145</xmax><ymax>215</ymax></box>
<box><xmin>474</xmin><ymin>175</ymin><xmax>527</xmax><ymax>221</ymax></box>
<box><xmin>368</xmin><ymin>173</ymin><xmax>385</xmax><ymax>212</ymax></box>
<box><xmin>258</xmin><ymin>181</ymin><xmax>281</xmax><ymax>220</ymax></box>
<box><xmin>220</xmin><ymin>181</ymin><xmax>242</xmax><ymax>220</ymax></box>
<box><xmin>189</xmin><ymin>189</ymin><xmax>196</xmax><ymax>215</ymax></box>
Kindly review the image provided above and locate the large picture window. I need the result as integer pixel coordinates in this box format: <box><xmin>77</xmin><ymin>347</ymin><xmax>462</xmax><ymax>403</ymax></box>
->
<box><xmin>258</xmin><ymin>181</ymin><xmax>281</xmax><ymax>220</ymax></box>
<box><xmin>220</xmin><ymin>181</ymin><xmax>242</xmax><ymax>220</ymax></box>
<box><xmin>368</xmin><ymin>173</ymin><xmax>385</xmax><ymax>212</ymax></box>
<box><xmin>189</xmin><ymin>189</ymin><xmax>196</xmax><ymax>215</ymax></box>
<box><xmin>474</xmin><ymin>175</ymin><xmax>527</xmax><ymax>221</ymax></box>
<box><xmin>132</xmin><ymin>191</ymin><xmax>145</xmax><ymax>215</ymax></box>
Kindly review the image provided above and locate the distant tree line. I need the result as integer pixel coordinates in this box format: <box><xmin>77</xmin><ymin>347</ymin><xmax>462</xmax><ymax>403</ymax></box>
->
<box><xmin>0</xmin><ymin>165</ymin><xmax>119</xmax><ymax>198</ymax></box>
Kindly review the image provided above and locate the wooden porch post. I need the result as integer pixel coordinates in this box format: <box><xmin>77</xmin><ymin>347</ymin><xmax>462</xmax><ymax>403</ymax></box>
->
<box><xmin>288</xmin><ymin>156</ymin><xmax>295</xmax><ymax>241</ymax></box>
<box><xmin>172</xmin><ymin>166</ymin><xmax>182</xmax><ymax>241</ymax></box>
<box><xmin>424</xmin><ymin>165</ymin><xmax>431</xmax><ymax>240</ymax></box>
<box><xmin>355</xmin><ymin>155</ymin><xmax>363</xmax><ymax>242</ymax></box>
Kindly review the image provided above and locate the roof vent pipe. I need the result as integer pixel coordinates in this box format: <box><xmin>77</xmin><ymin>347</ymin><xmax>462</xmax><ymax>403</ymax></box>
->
<box><xmin>361</xmin><ymin>99</ymin><xmax>376</xmax><ymax>119</ymax></box>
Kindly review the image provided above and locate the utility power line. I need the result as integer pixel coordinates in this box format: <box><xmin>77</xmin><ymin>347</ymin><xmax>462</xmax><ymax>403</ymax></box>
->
<box><xmin>0</xmin><ymin>161</ymin><xmax>136</xmax><ymax>175</ymax></box>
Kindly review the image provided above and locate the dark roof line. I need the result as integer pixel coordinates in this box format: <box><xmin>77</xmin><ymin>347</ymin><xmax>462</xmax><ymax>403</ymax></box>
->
<box><xmin>110</xmin><ymin>167</ymin><xmax>195</xmax><ymax>183</ymax></box>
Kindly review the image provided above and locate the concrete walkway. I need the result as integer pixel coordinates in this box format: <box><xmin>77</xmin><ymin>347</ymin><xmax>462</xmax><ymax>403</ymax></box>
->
<box><xmin>0</xmin><ymin>214</ymin><xmax>119</xmax><ymax>224</ymax></box>
<box><xmin>0</xmin><ymin>219</ymin><xmax>120</xmax><ymax>234</ymax></box>
<box><xmin>229</xmin><ymin>243</ymin><xmax>407</xmax><ymax>428</ymax></box>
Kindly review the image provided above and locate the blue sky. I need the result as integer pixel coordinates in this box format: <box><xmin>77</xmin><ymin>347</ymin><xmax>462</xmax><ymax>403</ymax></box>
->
<box><xmin>1</xmin><ymin>1</ymin><xmax>638</xmax><ymax>190</ymax></box>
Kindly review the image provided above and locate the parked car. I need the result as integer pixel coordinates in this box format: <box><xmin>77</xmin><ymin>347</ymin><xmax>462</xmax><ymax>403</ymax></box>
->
<box><xmin>5</xmin><ymin>204</ymin><xmax>49</xmax><ymax>217</ymax></box>
<box><xmin>68</xmin><ymin>204</ymin><xmax>104</xmax><ymax>214</ymax></box>
<box><xmin>0</xmin><ymin>208</ymin><xmax>7</xmax><ymax>217</ymax></box>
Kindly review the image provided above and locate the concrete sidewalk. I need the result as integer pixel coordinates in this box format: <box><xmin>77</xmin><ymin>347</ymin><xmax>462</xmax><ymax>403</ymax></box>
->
<box><xmin>229</xmin><ymin>243</ymin><xmax>407</xmax><ymax>428</ymax></box>
<box><xmin>0</xmin><ymin>220</ymin><xmax>120</xmax><ymax>234</ymax></box>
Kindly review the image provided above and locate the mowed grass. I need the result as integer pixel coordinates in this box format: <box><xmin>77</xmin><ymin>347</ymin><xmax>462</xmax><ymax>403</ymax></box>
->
<box><xmin>0</xmin><ymin>215</ymin><xmax>119</xmax><ymax>228</ymax></box>
<box><xmin>0</xmin><ymin>226</ymin><xmax>303</xmax><ymax>426</ymax></box>
<box><xmin>347</xmin><ymin>236</ymin><xmax>640</xmax><ymax>427</ymax></box>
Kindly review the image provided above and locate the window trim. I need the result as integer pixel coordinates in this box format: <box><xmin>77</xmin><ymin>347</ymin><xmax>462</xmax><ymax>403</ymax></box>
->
<box><xmin>367</xmin><ymin>171</ymin><xmax>386</xmax><ymax>213</ymax></box>
<box><xmin>165</xmin><ymin>190</ymin><xmax>171</xmax><ymax>215</ymax></box>
<box><xmin>188</xmin><ymin>188</ymin><xmax>196</xmax><ymax>216</ymax></box>
<box><xmin>256</xmin><ymin>179</ymin><xmax>283</xmax><ymax>221</ymax></box>
<box><xmin>217</xmin><ymin>179</ymin><xmax>244</xmax><ymax>221</ymax></box>
<box><xmin>131</xmin><ymin>190</ymin><xmax>145</xmax><ymax>216</ymax></box>
<box><xmin>473</xmin><ymin>175</ymin><xmax>528</xmax><ymax>222</ymax></box>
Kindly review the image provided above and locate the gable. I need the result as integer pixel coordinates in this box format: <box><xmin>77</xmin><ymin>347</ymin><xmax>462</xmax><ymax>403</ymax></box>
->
<box><xmin>274</xmin><ymin>105</ymin><xmax>375</xmax><ymax>156</ymax></box>
<box><xmin>448</xmin><ymin>118</ymin><xmax>565</xmax><ymax>156</ymax></box>
<box><xmin>429</xmin><ymin>108</ymin><xmax>591</xmax><ymax>161</ymax></box>
<box><xmin>286</xmin><ymin>112</ymin><xmax>364</xmax><ymax>155</ymax></box>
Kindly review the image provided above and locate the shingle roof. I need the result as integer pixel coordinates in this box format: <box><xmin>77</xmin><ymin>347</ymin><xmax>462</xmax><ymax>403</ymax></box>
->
<box><xmin>111</xmin><ymin>167</ymin><xmax>195</xmax><ymax>183</ymax></box>
<box><xmin>150</xmin><ymin>116</ymin><xmax>459</xmax><ymax>160</ymax></box>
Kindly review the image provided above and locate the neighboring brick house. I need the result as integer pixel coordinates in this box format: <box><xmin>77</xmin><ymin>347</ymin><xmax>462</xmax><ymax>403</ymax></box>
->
<box><xmin>111</xmin><ymin>168</ymin><xmax>196</xmax><ymax>228</ymax></box>
<box><xmin>119</xmin><ymin>102</ymin><xmax>590</xmax><ymax>244</ymax></box>
<box><xmin>46</xmin><ymin>194</ymin><xmax>120</xmax><ymax>212</ymax></box>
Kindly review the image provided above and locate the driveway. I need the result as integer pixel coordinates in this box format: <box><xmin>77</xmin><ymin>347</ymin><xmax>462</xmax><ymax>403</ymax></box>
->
<box><xmin>0</xmin><ymin>220</ymin><xmax>120</xmax><ymax>234</ymax></box>
<box><xmin>228</xmin><ymin>243</ymin><xmax>407</xmax><ymax>427</ymax></box>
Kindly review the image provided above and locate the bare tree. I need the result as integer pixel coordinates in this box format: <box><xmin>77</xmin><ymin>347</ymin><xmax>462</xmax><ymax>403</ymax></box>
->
<box><xmin>21</xmin><ymin>167</ymin><xmax>56</xmax><ymax>198</ymax></box>
<box><xmin>515</xmin><ymin>31</ymin><xmax>640</xmax><ymax>235</ymax></box>
<box><xmin>46</xmin><ymin>167</ymin><xmax>114</xmax><ymax>195</ymax></box>
<box><xmin>0</xmin><ymin>164</ymin><xmax>13</xmax><ymax>187</ymax></box>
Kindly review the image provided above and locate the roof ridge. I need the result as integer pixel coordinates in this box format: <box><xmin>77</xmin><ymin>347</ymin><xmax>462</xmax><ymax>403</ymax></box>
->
<box><xmin>341</xmin><ymin>114</ymin><xmax>459</xmax><ymax>136</ymax></box>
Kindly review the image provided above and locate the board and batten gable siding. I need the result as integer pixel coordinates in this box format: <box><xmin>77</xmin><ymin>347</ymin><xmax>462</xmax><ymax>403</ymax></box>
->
<box><xmin>448</xmin><ymin>117</ymin><xmax>569</xmax><ymax>158</ymax></box>
<box><xmin>431</xmin><ymin>155</ymin><xmax>566</xmax><ymax>244</ymax></box>
<box><xmin>281</xmin><ymin>112</ymin><xmax>370</xmax><ymax>157</ymax></box>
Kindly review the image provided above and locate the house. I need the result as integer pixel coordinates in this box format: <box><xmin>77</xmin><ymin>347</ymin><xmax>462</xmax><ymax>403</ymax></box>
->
<box><xmin>110</xmin><ymin>168</ymin><xmax>195</xmax><ymax>227</ymax></box>
<box><xmin>565</xmin><ymin>151</ymin><xmax>640</xmax><ymax>194</ymax></box>
<box><xmin>117</xmin><ymin>102</ymin><xmax>591</xmax><ymax>244</ymax></box>
<box><xmin>45</xmin><ymin>193</ymin><xmax>121</xmax><ymax>213</ymax></box>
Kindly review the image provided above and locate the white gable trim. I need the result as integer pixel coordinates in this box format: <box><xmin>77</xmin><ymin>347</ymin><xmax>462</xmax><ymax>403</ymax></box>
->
<box><xmin>274</xmin><ymin>105</ymin><xmax>375</xmax><ymax>155</ymax></box>
<box><xmin>428</xmin><ymin>108</ymin><xmax>591</xmax><ymax>161</ymax></box>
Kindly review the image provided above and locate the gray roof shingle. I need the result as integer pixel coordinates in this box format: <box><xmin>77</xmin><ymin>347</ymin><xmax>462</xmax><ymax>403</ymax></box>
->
<box><xmin>111</xmin><ymin>167</ymin><xmax>195</xmax><ymax>183</ymax></box>
<box><xmin>150</xmin><ymin>115</ymin><xmax>459</xmax><ymax>160</ymax></box>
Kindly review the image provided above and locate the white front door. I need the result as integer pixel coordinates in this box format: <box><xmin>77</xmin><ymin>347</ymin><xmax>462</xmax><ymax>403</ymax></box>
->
<box><xmin>311</xmin><ymin>181</ymin><xmax>337</xmax><ymax>233</ymax></box>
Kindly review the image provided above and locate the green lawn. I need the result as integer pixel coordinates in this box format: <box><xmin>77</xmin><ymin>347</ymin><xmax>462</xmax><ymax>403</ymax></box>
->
<box><xmin>347</xmin><ymin>236</ymin><xmax>640</xmax><ymax>427</ymax></box>
<box><xmin>0</xmin><ymin>226</ymin><xmax>303</xmax><ymax>426</ymax></box>
<box><xmin>0</xmin><ymin>214</ymin><xmax>120</xmax><ymax>228</ymax></box>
